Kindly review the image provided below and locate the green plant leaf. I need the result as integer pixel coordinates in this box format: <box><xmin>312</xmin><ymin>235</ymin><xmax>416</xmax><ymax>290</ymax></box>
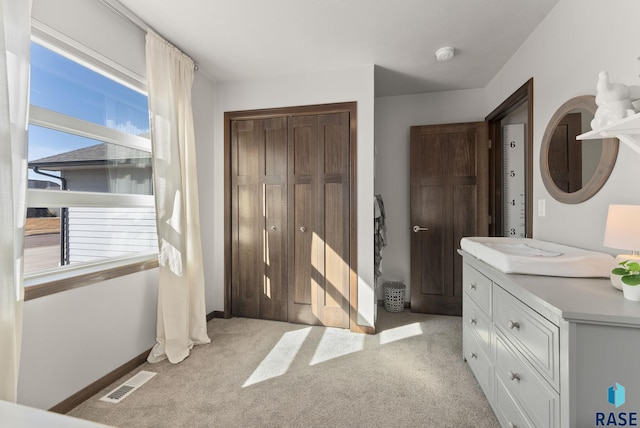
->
<box><xmin>612</xmin><ymin>267</ymin><xmax>630</xmax><ymax>275</ymax></box>
<box><xmin>626</xmin><ymin>262</ymin><xmax>640</xmax><ymax>272</ymax></box>
<box><xmin>622</xmin><ymin>275</ymin><xmax>640</xmax><ymax>286</ymax></box>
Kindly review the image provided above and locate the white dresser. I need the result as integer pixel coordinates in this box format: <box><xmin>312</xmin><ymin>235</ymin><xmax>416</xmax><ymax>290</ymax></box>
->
<box><xmin>461</xmin><ymin>251</ymin><xmax>640</xmax><ymax>428</ymax></box>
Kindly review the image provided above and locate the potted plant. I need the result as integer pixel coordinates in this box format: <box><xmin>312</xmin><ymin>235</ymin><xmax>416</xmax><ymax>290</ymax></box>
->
<box><xmin>612</xmin><ymin>260</ymin><xmax>640</xmax><ymax>301</ymax></box>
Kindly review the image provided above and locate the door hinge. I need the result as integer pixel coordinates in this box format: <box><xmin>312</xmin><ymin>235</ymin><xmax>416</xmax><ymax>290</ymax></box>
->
<box><xmin>488</xmin><ymin>215</ymin><xmax>492</xmax><ymax>224</ymax></box>
<box><xmin>488</xmin><ymin>139</ymin><xmax>492</xmax><ymax>149</ymax></box>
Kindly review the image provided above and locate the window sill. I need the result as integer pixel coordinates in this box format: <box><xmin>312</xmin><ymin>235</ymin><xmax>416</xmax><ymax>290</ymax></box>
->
<box><xmin>24</xmin><ymin>252</ymin><xmax>159</xmax><ymax>301</ymax></box>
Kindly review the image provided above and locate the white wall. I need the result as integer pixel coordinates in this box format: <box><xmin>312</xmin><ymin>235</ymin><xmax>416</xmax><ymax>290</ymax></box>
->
<box><xmin>485</xmin><ymin>0</ymin><xmax>640</xmax><ymax>252</ymax></box>
<box><xmin>20</xmin><ymin>0</ymin><xmax>216</xmax><ymax>409</ymax></box>
<box><xmin>373</xmin><ymin>89</ymin><xmax>487</xmax><ymax>300</ymax></box>
<box><xmin>192</xmin><ymin>72</ymin><xmax>217</xmax><ymax>314</ymax></box>
<box><xmin>211</xmin><ymin>66</ymin><xmax>377</xmax><ymax>326</ymax></box>
<box><xmin>19</xmin><ymin>270</ymin><xmax>158</xmax><ymax>409</ymax></box>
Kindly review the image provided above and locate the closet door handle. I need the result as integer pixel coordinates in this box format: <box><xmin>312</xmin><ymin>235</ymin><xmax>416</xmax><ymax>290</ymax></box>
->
<box><xmin>299</xmin><ymin>226</ymin><xmax>306</xmax><ymax>233</ymax></box>
<box><xmin>413</xmin><ymin>225</ymin><xmax>428</xmax><ymax>233</ymax></box>
<box><xmin>270</xmin><ymin>226</ymin><xmax>277</xmax><ymax>231</ymax></box>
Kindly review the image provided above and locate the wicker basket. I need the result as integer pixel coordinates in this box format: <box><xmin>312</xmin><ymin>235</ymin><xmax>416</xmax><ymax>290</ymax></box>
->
<box><xmin>383</xmin><ymin>282</ymin><xmax>406</xmax><ymax>312</ymax></box>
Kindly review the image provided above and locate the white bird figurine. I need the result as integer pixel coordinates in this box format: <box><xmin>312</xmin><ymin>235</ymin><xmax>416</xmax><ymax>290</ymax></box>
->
<box><xmin>591</xmin><ymin>71</ymin><xmax>640</xmax><ymax>129</ymax></box>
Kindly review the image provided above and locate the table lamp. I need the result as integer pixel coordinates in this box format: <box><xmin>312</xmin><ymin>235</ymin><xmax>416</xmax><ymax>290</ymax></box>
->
<box><xmin>603</xmin><ymin>204</ymin><xmax>640</xmax><ymax>291</ymax></box>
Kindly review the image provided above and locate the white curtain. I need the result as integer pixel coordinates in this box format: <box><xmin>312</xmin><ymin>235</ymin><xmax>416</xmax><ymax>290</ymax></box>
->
<box><xmin>145</xmin><ymin>30</ymin><xmax>210</xmax><ymax>364</ymax></box>
<box><xmin>0</xmin><ymin>0</ymin><xmax>31</xmax><ymax>402</ymax></box>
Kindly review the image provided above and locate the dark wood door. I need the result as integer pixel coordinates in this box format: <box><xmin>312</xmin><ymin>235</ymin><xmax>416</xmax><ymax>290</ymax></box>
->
<box><xmin>548</xmin><ymin>112</ymin><xmax>582</xmax><ymax>192</ymax></box>
<box><xmin>409</xmin><ymin>122</ymin><xmax>488</xmax><ymax>316</ymax></box>
<box><xmin>231</xmin><ymin>117</ymin><xmax>288</xmax><ymax>321</ymax></box>
<box><xmin>288</xmin><ymin>112</ymin><xmax>350</xmax><ymax>328</ymax></box>
<box><xmin>230</xmin><ymin>111</ymin><xmax>350</xmax><ymax>329</ymax></box>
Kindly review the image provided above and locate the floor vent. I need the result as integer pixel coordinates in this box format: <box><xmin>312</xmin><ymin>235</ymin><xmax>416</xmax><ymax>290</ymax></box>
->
<box><xmin>100</xmin><ymin>371</ymin><xmax>157</xmax><ymax>404</ymax></box>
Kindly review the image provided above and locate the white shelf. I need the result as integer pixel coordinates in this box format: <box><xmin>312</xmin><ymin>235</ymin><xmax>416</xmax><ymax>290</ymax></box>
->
<box><xmin>577</xmin><ymin>111</ymin><xmax>640</xmax><ymax>154</ymax></box>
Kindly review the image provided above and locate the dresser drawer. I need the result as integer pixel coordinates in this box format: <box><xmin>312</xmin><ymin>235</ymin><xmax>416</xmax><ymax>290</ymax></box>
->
<box><xmin>495</xmin><ymin>333</ymin><xmax>559</xmax><ymax>428</ymax></box>
<box><xmin>462</xmin><ymin>294</ymin><xmax>491</xmax><ymax>355</ymax></box>
<box><xmin>463</xmin><ymin>263</ymin><xmax>492</xmax><ymax>315</ymax></box>
<box><xmin>493</xmin><ymin>285</ymin><xmax>560</xmax><ymax>388</ymax></box>
<box><xmin>494</xmin><ymin>373</ymin><xmax>535</xmax><ymax>428</ymax></box>
<box><xmin>463</xmin><ymin>327</ymin><xmax>493</xmax><ymax>401</ymax></box>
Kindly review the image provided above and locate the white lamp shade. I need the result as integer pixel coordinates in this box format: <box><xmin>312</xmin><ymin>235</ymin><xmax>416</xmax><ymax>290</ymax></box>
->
<box><xmin>603</xmin><ymin>204</ymin><xmax>640</xmax><ymax>251</ymax></box>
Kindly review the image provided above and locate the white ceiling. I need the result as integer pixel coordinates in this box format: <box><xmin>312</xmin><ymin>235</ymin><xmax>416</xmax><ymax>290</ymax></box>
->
<box><xmin>116</xmin><ymin>0</ymin><xmax>559</xmax><ymax>97</ymax></box>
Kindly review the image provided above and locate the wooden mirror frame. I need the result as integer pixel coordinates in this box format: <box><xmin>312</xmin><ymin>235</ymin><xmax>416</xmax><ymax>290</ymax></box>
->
<box><xmin>540</xmin><ymin>95</ymin><xmax>619</xmax><ymax>204</ymax></box>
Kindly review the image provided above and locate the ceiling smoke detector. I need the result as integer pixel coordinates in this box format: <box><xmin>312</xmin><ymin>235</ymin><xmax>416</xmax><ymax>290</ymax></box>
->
<box><xmin>435</xmin><ymin>47</ymin><xmax>455</xmax><ymax>62</ymax></box>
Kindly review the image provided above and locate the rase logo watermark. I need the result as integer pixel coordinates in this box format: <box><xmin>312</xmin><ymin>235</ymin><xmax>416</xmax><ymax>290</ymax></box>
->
<box><xmin>596</xmin><ymin>383</ymin><xmax>637</xmax><ymax>426</ymax></box>
<box><xmin>610</xmin><ymin>383</ymin><xmax>626</xmax><ymax>408</ymax></box>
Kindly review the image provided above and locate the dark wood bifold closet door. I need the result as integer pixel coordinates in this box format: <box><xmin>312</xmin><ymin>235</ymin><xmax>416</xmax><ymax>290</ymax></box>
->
<box><xmin>231</xmin><ymin>117</ymin><xmax>288</xmax><ymax>321</ymax></box>
<box><xmin>409</xmin><ymin>122</ymin><xmax>488</xmax><ymax>316</ymax></box>
<box><xmin>288</xmin><ymin>112</ymin><xmax>350</xmax><ymax>328</ymax></box>
<box><xmin>230</xmin><ymin>110</ymin><xmax>350</xmax><ymax>329</ymax></box>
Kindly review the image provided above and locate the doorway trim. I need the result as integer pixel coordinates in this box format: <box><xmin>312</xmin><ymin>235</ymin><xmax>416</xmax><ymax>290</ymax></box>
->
<box><xmin>223</xmin><ymin>102</ymin><xmax>361</xmax><ymax>332</ymax></box>
<box><xmin>485</xmin><ymin>78</ymin><xmax>534</xmax><ymax>238</ymax></box>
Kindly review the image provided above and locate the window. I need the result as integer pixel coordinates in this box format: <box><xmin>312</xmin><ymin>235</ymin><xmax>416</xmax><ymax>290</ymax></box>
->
<box><xmin>25</xmin><ymin>36</ymin><xmax>157</xmax><ymax>290</ymax></box>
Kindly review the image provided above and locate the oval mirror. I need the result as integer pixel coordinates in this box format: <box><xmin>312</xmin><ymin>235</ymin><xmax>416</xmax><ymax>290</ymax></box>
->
<box><xmin>540</xmin><ymin>95</ymin><xmax>619</xmax><ymax>204</ymax></box>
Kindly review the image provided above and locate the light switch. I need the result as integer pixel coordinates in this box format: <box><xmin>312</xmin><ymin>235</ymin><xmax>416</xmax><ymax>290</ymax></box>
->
<box><xmin>538</xmin><ymin>199</ymin><xmax>546</xmax><ymax>217</ymax></box>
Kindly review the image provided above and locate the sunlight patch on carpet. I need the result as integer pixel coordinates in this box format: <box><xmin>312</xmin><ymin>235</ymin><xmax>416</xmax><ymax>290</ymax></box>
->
<box><xmin>378</xmin><ymin>322</ymin><xmax>424</xmax><ymax>345</ymax></box>
<box><xmin>309</xmin><ymin>327</ymin><xmax>365</xmax><ymax>365</ymax></box>
<box><xmin>243</xmin><ymin>327</ymin><xmax>312</xmax><ymax>387</ymax></box>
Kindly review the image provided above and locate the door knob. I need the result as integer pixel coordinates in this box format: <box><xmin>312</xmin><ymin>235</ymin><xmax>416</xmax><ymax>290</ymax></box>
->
<box><xmin>299</xmin><ymin>226</ymin><xmax>306</xmax><ymax>233</ymax></box>
<box><xmin>270</xmin><ymin>226</ymin><xmax>277</xmax><ymax>231</ymax></box>
<box><xmin>508</xmin><ymin>371</ymin><xmax>521</xmax><ymax>381</ymax></box>
<box><xmin>413</xmin><ymin>225</ymin><xmax>429</xmax><ymax>233</ymax></box>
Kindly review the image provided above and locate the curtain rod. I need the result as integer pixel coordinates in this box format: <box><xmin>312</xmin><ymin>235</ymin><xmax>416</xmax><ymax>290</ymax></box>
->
<box><xmin>98</xmin><ymin>0</ymin><xmax>199</xmax><ymax>71</ymax></box>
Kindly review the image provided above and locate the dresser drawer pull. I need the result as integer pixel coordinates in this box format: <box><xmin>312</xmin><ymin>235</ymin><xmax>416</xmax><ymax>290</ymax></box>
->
<box><xmin>507</xmin><ymin>320</ymin><xmax>520</xmax><ymax>330</ymax></box>
<box><xmin>508</xmin><ymin>371</ymin><xmax>521</xmax><ymax>381</ymax></box>
<box><xmin>469</xmin><ymin>352</ymin><xmax>477</xmax><ymax>359</ymax></box>
<box><xmin>469</xmin><ymin>318</ymin><xmax>477</xmax><ymax>325</ymax></box>
<box><xmin>469</xmin><ymin>282</ymin><xmax>477</xmax><ymax>290</ymax></box>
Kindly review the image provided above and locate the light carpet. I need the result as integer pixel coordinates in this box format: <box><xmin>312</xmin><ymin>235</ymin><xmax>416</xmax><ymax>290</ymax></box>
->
<box><xmin>68</xmin><ymin>308</ymin><xmax>499</xmax><ymax>427</ymax></box>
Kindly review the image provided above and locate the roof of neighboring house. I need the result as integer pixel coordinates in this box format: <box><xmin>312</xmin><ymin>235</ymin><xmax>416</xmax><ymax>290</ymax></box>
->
<box><xmin>29</xmin><ymin>143</ymin><xmax>151</xmax><ymax>170</ymax></box>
